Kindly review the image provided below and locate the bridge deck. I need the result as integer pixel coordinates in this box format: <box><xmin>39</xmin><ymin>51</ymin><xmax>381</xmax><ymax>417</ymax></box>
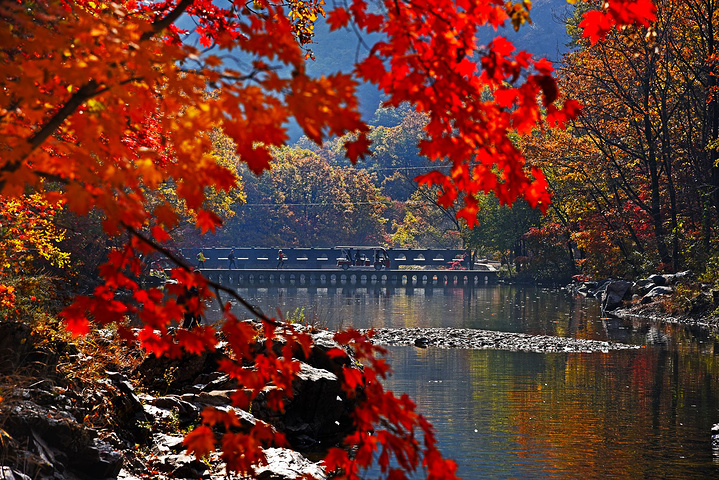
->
<box><xmin>194</xmin><ymin>268</ymin><xmax>498</xmax><ymax>288</ymax></box>
<box><xmin>184</xmin><ymin>247</ymin><xmax>472</xmax><ymax>270</ymax></box>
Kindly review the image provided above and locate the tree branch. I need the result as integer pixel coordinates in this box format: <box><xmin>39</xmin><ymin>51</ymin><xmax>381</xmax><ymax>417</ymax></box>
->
<box><xmin>124</xmin><ymin>224</ymin><xmax>282</xmax><ymax>327</ymax></box>
<box><xmin>2</xmin><ymin>0</ymin><xmax>195</xmax><ymax>188</ymax></box>
<box><xmin>142</xmin><ymin>0</ymin><xmax>195</xmax><ymax>41</ymax></box>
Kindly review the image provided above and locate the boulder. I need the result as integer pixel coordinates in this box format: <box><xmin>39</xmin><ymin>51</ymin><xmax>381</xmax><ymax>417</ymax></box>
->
<box><xmin>151</xmin><ymin>433</ymin><xmax>185</xmax><ymax>455</ymax></box>
<box><xmin>2</xmin><ymin>401</ymin><xmax>123</xmax><ymax>479</ymax></box>
<box><xmin>151</xmin><ymin>453</ymin><xmax>207</xmax><ymax>478</ymax></box>
<box><xmin>641</xmin><ymin>286</ymin><xmax>675</xmax><ymax>304</ymax></box>
<box><xmin>252</xmin><ymin>362</ymin><xmax>353</xmax><ymax>451</ymax></box>
<box><xmin>600</xmin><ymin>280</ymin><xmax>633</xmax><ymax>313</ymax></box>
<box><xmin>106</xmin><ymin>371</ymin><xmax>146</xmax><ymax>424</ymax></box>
<box><xmin>254</xmin><ymin>448</ymin><xmax>326</xmax><ymax>480</ymax></box>
<box><xmin>136</xmin><ymin>349</ymin><xmax>225</xmax><ymax>394</ymax></box>
<box><xmin>648</xmin><ymin>274</ymin><xmax>667</xmax><ymax>286</ymax></box>
<box><xmin>0</xmin><ymin>467</ymin><xmax>31</xmax><ymax>480</ymax></box>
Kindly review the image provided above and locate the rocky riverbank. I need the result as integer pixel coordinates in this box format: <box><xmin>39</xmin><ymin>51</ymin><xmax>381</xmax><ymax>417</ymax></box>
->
<box><xmin>3</xmin><ymin>273</ymin><xmax>716</xmax><ymax>480</ymax></box>
<box><xmin>0</xmin><ymin>321</ymin><xmax>353</xmax><ymax>480</ymax></box>
<box><xmin>567</xmin><ymin>271</ymin><xmax>719</xmax><ymax>329</ymax></box>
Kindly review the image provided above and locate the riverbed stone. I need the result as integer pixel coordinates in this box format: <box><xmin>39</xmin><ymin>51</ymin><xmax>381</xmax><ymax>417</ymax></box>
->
<box><xmin>600</xmin><ymin>280</ymin><xmax>633</xmax><ymax>313</ymax></box>
<box><xmin>364</xmin><ymin>327</ymin><xmax>640</xmax><ymax>353</ymax></box>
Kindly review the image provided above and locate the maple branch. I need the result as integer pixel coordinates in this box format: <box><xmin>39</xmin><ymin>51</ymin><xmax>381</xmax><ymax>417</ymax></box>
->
<box><xmin>124</xmin><ymin>224</ymin><xmax>282</xmax><ymax>327</ymax></box>
<box><xmin>4</xmin><ymin>0</ymin><xmax>193</xmax><ymax>180</ymax></box>
<box><xmin>142</xmin><ymin>0</ymin><xmax>195</xmax><ymax>41</ymax></box>
<box><xmin>0</xmin><ymin>81</ymin><xmax>100</xmax><ymax>192</ymax></box>
<box><xmin>1</xmin><ymin>0</ymin><xmax>194</xmax><ymax>189</ymax></box>
<box><xmin>29</xmin><ymin>81</ymin><xmax>99</xmax><ymax>152</ymax></box>
<box><xmin>1</xmin><ymin>74</ymin><xmax>148</xmax><ymax>192</ymax></box>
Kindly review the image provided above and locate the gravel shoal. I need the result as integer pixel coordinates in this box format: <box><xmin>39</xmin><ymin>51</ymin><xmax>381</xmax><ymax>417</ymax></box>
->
<box><xmin>362</xmin><ymin>327</ymin><xmax>641</xmax><ymax>353</ymax></box>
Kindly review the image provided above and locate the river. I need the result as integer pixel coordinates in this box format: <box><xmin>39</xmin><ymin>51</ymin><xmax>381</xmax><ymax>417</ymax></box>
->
<box><xmin>215</xmin><ymin>285</ymin><xmax>719</xmax><ymax>479</ymax></box>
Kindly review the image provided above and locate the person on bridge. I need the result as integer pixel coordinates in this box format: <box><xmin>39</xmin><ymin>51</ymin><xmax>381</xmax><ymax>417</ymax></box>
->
<box><xmin>227</xmin><ymin>249</ymin><xmax>236</xmax><ymax>269</ymax></box>
<box><xmin>276</xmin><ymin>249</ymin><xmax>285</xmax><ymax>269</ymax></box>
<box><xmin>196</xmin><ymin>250</ymin><xmax>206</xmax><ymax>269</ymax></box>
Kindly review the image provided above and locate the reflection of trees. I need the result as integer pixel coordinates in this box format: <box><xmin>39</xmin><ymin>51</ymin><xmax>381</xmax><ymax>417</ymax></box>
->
<box><xmin>464</xmin><ymin>346</ymin><xmax>719</xmax><ymax>478</ymax></box>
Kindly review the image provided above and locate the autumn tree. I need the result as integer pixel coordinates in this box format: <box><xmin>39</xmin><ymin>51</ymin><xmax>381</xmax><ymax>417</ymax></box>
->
<box><xmin>519</xmin><ymin>128</ymin><xmax>653</xmax><ymax>278</ymax></box>
<box><xmin>217</xmin><ymin>147</ymin><xmax>387</xmax><ymax>246</ymax></box>
<box><xmin>0</xmin><ymin>193</ymin><xmax>69</xmax><ymax>319</ymax></box>
<box><xmin>558</xmin><ymin>0</ymin><xmax>717</xmax><ymax>275</ymax></box>
<box><xmin>1</xmin><ymin>0</ymin><xmax>657</xmax><ymax>477</ymax></box>
<box><xmin>462</xmin><ymin>195</ymin><xmax>542</xmax><ymax>275</ymax></box>
<box><xmin>391</xmin><ymin>187</ymin><xmax>464</xmax><ymax>248</ymax></box>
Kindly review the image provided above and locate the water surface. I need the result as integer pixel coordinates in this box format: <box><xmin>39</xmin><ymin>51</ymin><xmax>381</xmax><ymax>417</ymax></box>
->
<box><xmin>217</xmin><ymin>285</ymin><xmax>719</xmax><ymax>479</ymax></box>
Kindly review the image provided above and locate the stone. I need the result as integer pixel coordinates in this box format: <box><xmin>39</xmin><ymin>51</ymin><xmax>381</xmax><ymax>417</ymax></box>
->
<box><xmin>137</xmin><ymin>350</ymin><xmax>224</xmax><ymax>393</ymax></box>
<box><xmin>3</xmin><ymin>400</ymin><xmax>124</xmax><ymax>479</ymax></box>
<box><xmin>153</xmin><ymin>395</ymin><xmax>201</xmax><ymax>423</ymax></box>
<box><xmin>152</xmin><ymin>433</ymin><xmax>186</xmax><ymax>455</ymax></box>
<box><xmin>254</xmin><ymin>448</ymin><xmax>326</xmax><ymax>480</ymax></box>
<box><xmin>364</xmin><ymin>327</ymin><xmax>640</xmax><ymax>353</ymax></box>
<box><xmin>106</xmin><ymin>371</ymin><xmax>145</xmax><ymax>422</ymax></box>
<box><xmin>641</xmin><ymin>286</ymin><xmax>675</xmax><ymax>304</ymax></box>
<box><xmin>152</xmin><ymin>453</ymin><xmax>207</xmax><ymax>478</ymax></box>
<box><xmin>600</xmin><ymin>280</ymin><xmax>633</xmax><ymax>313</ymax></box>
<box><xmin>0</xmin><ymin>467</ymin><xmax>32</xmax><ymax>480</ymax></box>
<box><xmin>252</xmin><ymin>362</ymin><xmax>351</xmax><ymax>451</ymax></box>
<box><xmin>180</xmin><ymin>390</ymin><xmax>233</xmax><ymax>406</ymax></box>
<box><xmin>648</xmin><ymin>274</ymin><xmax>667</xmax><ymax>286</ymax></box>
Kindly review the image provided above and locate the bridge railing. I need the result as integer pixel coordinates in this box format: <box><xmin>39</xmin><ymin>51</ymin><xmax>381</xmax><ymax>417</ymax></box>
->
<box><xmin>182</xmin><ymin>247</ymin><xmax>470</xmax><ymax>269</ymax></box>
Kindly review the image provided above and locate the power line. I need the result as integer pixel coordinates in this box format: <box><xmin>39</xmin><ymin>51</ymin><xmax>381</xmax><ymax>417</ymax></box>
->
<box><xmin>239</xmin><ymin>200</ymin><xmax>437</xmax><ymax>207</ymax></box>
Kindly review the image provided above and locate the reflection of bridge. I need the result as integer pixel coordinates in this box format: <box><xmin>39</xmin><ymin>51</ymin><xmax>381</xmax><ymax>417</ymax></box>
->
<box><xmin>184</xmin><ymin>247</ymin><xmax>471</xmax><ymax>270</ymax></box>
<box><xmin>200</xmin><ymin>268</ymin><xmax>498</xmax><ymax>287</ymax></box>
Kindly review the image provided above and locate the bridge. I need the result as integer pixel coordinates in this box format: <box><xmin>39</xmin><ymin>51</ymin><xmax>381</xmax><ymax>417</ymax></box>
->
<box><xmin>183</xmin><ymin>247</ymin><xmax>473</xmax><ymax>270</ymax></box>
<box><xmin>200</xmin><ymin>268</ymin><xmax>497</xmax><ymax>287</ymax></box>
<box><xmin>174</xmin><ymin>248</ymin><xmax>499</xmax><ymax>287</ymax></box>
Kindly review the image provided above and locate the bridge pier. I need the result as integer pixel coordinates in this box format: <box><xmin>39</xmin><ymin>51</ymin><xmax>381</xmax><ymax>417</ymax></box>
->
<box><xmin>168</xmin><ymin>268</ymin><xmax>496</xmax><ymax>288</ymax></box>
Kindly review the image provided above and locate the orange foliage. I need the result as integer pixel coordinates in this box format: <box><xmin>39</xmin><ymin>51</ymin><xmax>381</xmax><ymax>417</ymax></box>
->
<box><xmin>0</xmin><ymin>0</ymin><xmax>656</xmax><ymax>477</ymax></box>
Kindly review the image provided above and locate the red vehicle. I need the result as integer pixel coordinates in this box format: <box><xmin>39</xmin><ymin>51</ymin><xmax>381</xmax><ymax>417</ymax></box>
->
<box><xmin>336</xmin><ymin>247</ymin><xmax>391</xmax><ymax>270</ymax></box>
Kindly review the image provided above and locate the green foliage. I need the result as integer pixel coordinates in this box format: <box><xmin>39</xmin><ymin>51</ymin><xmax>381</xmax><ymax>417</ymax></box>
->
<box><xmin>286</xmin><ymin>307</ymin><xmax>306</xmax><ymax>324</ymax></box>
<box><xmin>215</xmin><ymin>146</ymin><xmax>388</xmax><ymax>246</ymax></box>
<box><xmin>699</xmin><ymin>256</ymin><xmax>719</xmax><ymax>287</ymax></box>
<box><xmin>463</xmin><ymin>196</ymin><xmax>541</xmax><ymax>268</ymax></box>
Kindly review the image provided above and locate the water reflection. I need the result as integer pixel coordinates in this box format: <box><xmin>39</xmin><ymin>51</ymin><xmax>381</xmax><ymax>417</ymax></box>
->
<box><xmin>217</xmin><ymin>285</ymin><xmax>612</xmax><ymax>336</ymax></box>
<box><xmin>212</xmin><ymin>285</ymin><xmax>719</xmax><ymax>478</ymax></box>
<box><xmin>383</xmin><ymin>346</ymin><xmax>719</xmax><ymax>479</ymax></box>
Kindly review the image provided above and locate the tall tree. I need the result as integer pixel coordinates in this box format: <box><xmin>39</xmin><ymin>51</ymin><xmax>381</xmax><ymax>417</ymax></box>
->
<box><xmin>462</xmin><ymin>195</ymin><xmax>541</xmax><ymax>274</ymax></box>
